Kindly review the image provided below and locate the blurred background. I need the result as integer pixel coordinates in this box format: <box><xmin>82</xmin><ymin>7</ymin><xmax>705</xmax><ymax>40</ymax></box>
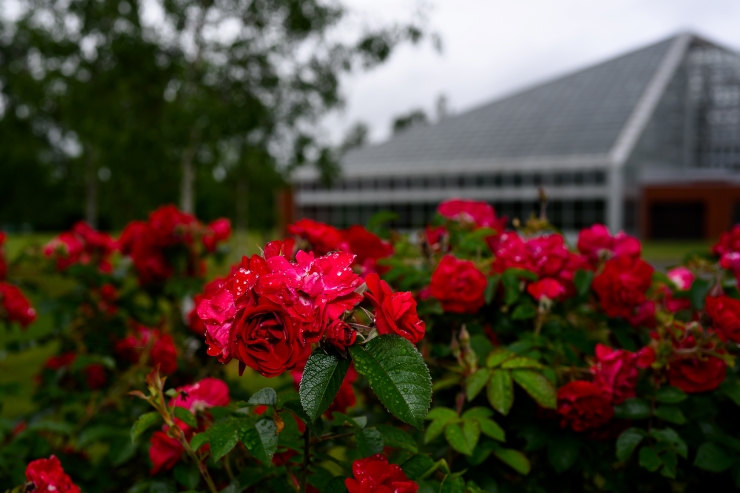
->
<box><xmin>2</xmin><ymin>0</ymin><xmax>740</xmax><ymax>251</ymax></box>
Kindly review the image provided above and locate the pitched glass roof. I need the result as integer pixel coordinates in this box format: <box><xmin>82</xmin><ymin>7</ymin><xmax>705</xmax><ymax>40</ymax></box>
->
<box><xmin>340</xmin><ymin>35</ymin><xmax>680</xmax><ymax>174</ymax></box>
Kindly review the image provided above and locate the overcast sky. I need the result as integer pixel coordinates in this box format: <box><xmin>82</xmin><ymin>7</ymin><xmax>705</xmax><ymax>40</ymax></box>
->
<box><xmin>325</xmin><ymin>0</ymin><xmax>740</xmax><ymax>144</ymax></box>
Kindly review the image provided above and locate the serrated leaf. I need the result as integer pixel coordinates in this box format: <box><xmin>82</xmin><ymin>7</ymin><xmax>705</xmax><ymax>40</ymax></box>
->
<box><xmin>548</xmin><ymin>435</ymin><xmax>579</xmax><ymax>473</ymax></box>
<box><xmin>376</xmin><ymin>425</ymin><xmax>418</xmax><ymax>453</ymax></box>
<box><xmin>484</xmin><ymin>276</ymin><xmax>499</xmax><ymax>305</ymax></box>
<box><xmin>616</xmin><ymin>428</ymin><xmax>645</xmax><ymax>461</ymax></box>
<box><xmin>476</xmin><ymin>418</ymin><xmax>505</xmax><ymax>442</ymax></box>
<box><xmin>638</xmin><ymin>446</ymin><xmax>662</xmax><ymax>472</ymax></box>
<box><xmin>650</xmin><ymin>428</ymin><xmax>688</xmax><ymax>458</ymax></box>
<box><xmin>209</xmin><ymin>419</ymin><xmax>239</xmax><ymax>462</ymax></box>
<box><xmin>721</xmin><ymin>380</ymin><xmax>740</xmax><ymax>407</ymax></box>
<box><xmin>574</xmin><ymin>269</ymin><xmax>593</xmax><ymax>296</ymax></box>
<box><xmin>401</xmin><ymin>454</ymin><xmax>436</xmax><ymax>481</ymax></box>
<box><xmin>300</xmin><ymin>349</ymin><xmax>351</xmax><ymax>421</ymax></box>
<box><xmin>444</xmin><ymin>420</ymin><xmax>480</xmax><ymax>456</ymax></box>
<box><xmin>240</xmin><ymin>418</ymin><xmax>278</xmax><ymax>464</ymax></box>
<box><xmin>694</xmin><ymin>442</ymin><xmax>734</xmax><ymax>472</ymax></box>
<box><xmin>190</xmin><ymin>432</ymin><xmax>209</xmax><ymax>451</ymax></box>
<box><xmin>500</xmin><ymin>356</ymin><xmax>543</xmax><ymax>370</ymax></box>
<box><xmin>466</xmin><ymin>368</ymin><xmax>491</xmax><ymax>401</ymax></box>
<box><xmin>492</xmin><ymin>447</ymin><xmax>531</xmax><ymax>475</ymax></box>
<box><xmin>614</xmin><ymin>398</ymin><xmax>651</xmax><ymax>420</ymax></box>
<box><xmin>425</xmin><ymin>417</ymin><xmax>457</xmax><ymax>444</ymax></box>
<box><xmin>661</xmin><ymin>451</ymin><xmax>677</xmax><ymax>479</ymax></box>
<box><xmin>131</xmin><ymin>412</ymin><xmax>161</xmax><ymax>443</ymax></box>
<box><xmin>426</xmin><ymin>407</ymin><xmax>458</xmax><ymax>421</ymax></box>
<box><xmin>487</xmin><ymin>370</ymin><xmax>514</xmax><ymax>415</ymax></box>
<box><xmin>655</xmin><ymin>386</ymin><xmax>687</xmax><ymax>404</ymax></box>
<box><xmin>356</xmin><ymin>427</ymin><xmax>384</xmax><ymax>457</ymax></box>
<box><xmin>248</xmin><ymin>388</ymin><xmax>278</xmax><ymax>407</ymax></box>
<box><xmin>654</xmin><ymin>405</ymin><xmax>686</xmax><ymax>424</ymax></box>
<box><xmin>511</xmin><ymin>301</ymin><xmax>537</xmax><ymax>320</ymax></box>
<box><xmin>462</xmin><ymin>407</ymin><xmax>493</xmax><ymax>420</ymax></box>
<box><xmin>511</xmin><ymin>370</ymin><xmax>556</xmax><ymax>409</ymax></box>
<box><xmin>348</xmin><ymin>335</ymin><xmax>432</xmax><ymax>430</ymax></box>
<box><xmin>439</xmin><ymin>474</ymin><xmax>466</xmax><ymax>493</ymax></box>
<box><xmin>502</xmin><ymin>271</ymin><xmax>522</xmax><ymax>305</ymax></box>
<box><xmin>282</xmin><ymin>400</ymin><xmax>324</xmax><ymax>437</ymax></box>
<box><xmin>486</xmin><ymin>349</ymin><xmax>514</xmax><ymax>368</ymax></box>
<box><xmin>173</xmin><ymin>407</ymin><xmax>198</xmax><ymax>429</ymax></box>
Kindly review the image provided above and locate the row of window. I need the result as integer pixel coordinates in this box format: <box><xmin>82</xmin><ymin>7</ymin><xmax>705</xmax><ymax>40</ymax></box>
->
<box><xmin>298</xmin><ymin>199</ymin><xmax>606</xmax><ymax>231</ymax></box>
<box><xmin>296</xmin><ymin>170</ymin><xmax>608</xmax><ymax>193</ymax></box>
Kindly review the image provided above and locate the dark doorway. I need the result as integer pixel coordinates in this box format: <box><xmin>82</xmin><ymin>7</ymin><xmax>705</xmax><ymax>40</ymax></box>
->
<box><xmin>650</xmin><ymin>202</ymin><xmax>704</xmax><ymax>239</ymax></box>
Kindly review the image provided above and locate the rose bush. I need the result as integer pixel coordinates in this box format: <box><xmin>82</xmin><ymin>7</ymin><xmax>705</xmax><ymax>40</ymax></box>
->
<box><xmin>3</xmin><ymin>198</ymin><xmax>740</xmax><ymax>493</ymax></box>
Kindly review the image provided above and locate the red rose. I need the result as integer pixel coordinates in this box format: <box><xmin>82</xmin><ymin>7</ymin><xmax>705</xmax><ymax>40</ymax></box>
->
<box><xmin>25</xmin><ymin>455</ymin><xmax>80</xmax><ymax>493</ymax></box>
<box><xmin>626</xmin><ymin>300</ymin><xmax>656</xmax><ymax>329</ymax></box>
<box><xmin>713</xmin><ymin>225</ymin><xmax>740</xmax><ymax>257</ymax></box>
<box><xmin>345</xmin><ymin>454</ymin><xmax>418</xmax><ymax>493</ymax></box>
<box><xmin>84</xmin><ymin>364</ymin><xmax>107</xmax><ymax>390</ymax></box>
<box><xmin>557</xmin><ymin>381</ymin><xmax>614</xmax><ymax>432</ymax></box>
<box><xmin>0</xmin><ymin>282</ymin><xmax>36</xmax><ymax>328</ymax></box>
<box><xmin>45</xmin><ymin>352</ymin><xmax>77</xmax><ymax>370</ymax></box>
<box><xmin>705</xmin><ymin>295</ymin><xmax>740</xmax><ymax>343</ymax></box>
<box><xmin>590</xmin><ymin>344</ymin><xmax>639</xmax><ymax>404</ymax></box>
<box><xmin>527</xmin><ymin>278</ymin><xmax>566</xmax><ymax>301</ymax></box>
<box><xmin>43</xmin><ymin>231</ymin><xmax>85</xmax><ymax>270</ymax></box>
<box><xmin>592</xmin><ymin>256</ymin><xmax>653</xmax><ymax>318</ymax></box>
<box><xmin>116</xmin><ymin>324</ymin><xmax>178</xmax><ymax>374</ymax></box>
<box><xmin>365</xmin><ymin>273</ymin><xmax>425</xmax><ymax>343</ymax></box>
<box><xmin>668</xmin><ymin>354</ymin><xmax>726</xmax><ymax>393</ymax></box>
<box><xmin>288</xmin><ymin>218</ymin><xmax>348</xmax><ymax>255</ymax></box>
<box><xmin>577</xmin><ymin>224</ymin><xmax>640</xmax><ymax>265</ymax></box>
<box><xmin>0</xmin><ymin>231</ymin><xmax>7</xmax><ymax>280</ymax></box>
<box><xmin>149</xmin><ymin>431</ymin><xmax>183</xmax><ymax>475</ymax></box>
<box><xmin>437</xmin><ymin>198</ymin><xmax>507</xmax><ymax>232</ymax></box>
<box><xmin>324</xmin><ymin>319</ymin><xmax>357</xmax><ymax>350</ymax></box>
<box><xmin>189</xmin><ymin>275</ymin><xmax>228</xmax><ymax>335</ymax></box>
<box><xmin>343</xmin><ymin>225</ymin><xmax>393</xmax><ymax>275</ymax></box>
<box><xmin>232</xmin><ymin>305</ymin><xmax>305</xmax><ymax>378</ymax></box>
<box><xmin>203</xmin><ymin>218</ymin><xmax>232</xmax><ymax>252</ymax></box>
<box><xmin>430</xmin><ymin>255</ymin><xmax>487</xmax><ymax>314</ymax></box>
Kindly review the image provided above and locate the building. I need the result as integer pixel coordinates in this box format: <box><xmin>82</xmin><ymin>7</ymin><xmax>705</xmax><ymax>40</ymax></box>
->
<box><xmin>292</xmin><ymin>33</ymin><xmax>740</xmax><ymax>239</ymax></box>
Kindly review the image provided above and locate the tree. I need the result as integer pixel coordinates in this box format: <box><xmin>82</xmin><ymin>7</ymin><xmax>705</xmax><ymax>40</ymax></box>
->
<box><xmin>391</xmin><ymin>108</ymin><xmax>429</xmax><ymax>135</ymax></box>
<box><xmin>0</xmin><ymin>0</ymin><xmax>433</xmax><ymax>229</ymax></box>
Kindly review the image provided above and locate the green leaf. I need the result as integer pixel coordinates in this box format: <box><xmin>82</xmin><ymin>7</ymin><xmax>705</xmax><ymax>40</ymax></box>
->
<box><xmin>209</xmin><ymin>419</ymin><xmax>239</xmax><ymax>462</ymax></box>
<box><xmin>476</xmin><ymin>418</ymin><xmax>505</xmax><ymax>442</ymax></box>
<box><xmin>616</xmin><ymin>428</ymin><xmax>645</xmax><ymax>461</ymax></box>
<box><xmin>486</xmin><ymin>349</ymin><xmax>515</xmax><ymax>368</ymax></box>
<box><xmin>173</xmin><ymin>407</ymin><xmax>198</xmax><ymax>429</ymax></box>
<box><xmin>349</xmin><ymin>335</ymin><xmax>432</xmax><ymax>430</ymax></box>
<box><xmin>548</xmin><ymin>435</ymin><xmax>579</xmax><ymax>473</ymax></box>
<box><xmin>654</xmin><ymin>405</ymin><xmax>686</xmax><ymax>425</ymax></box>
<box><xmin>282</xmin><ymin>400</ymin><xmax>324</xmax><ymax>437</ymax></box>
<box><xmin>356</xmin><ymin>427</ymin><xmax>384</xmax><ymax>457</ymax></box>
<box><xmin>190</xmin><ymin>432</ymin><xmax>209</xmax><ymax>451</ymax></box>
<box><xmin>439</xmin><ymin>474</ymin><xmax>466</xmax><ymax>493</ymax></box>
<box><xmin>487</xmin><ymin>370</ymin><xmax>514</xmax><ymax>415</ymax></box>
<box><xmin>613</xmin><ymin>398</ymin><xmax>651</xmax><ymax>420</ymax></box>
<box><xmin>239</xmin><ymin>418</ymin><xmax>279</xmax><ymax>464</ymax></box>
<box><xmin>694</xmin><ymin>442</ymin><xmax>735</xmax><ymax>472</ymax></box>
<box><xmin>511</xmin><ymin>370</ymin><xmax>556</xmax><ymax>409</ymax></box>
<box><xmin>131</xmin><ymin>412</ymin><xmax>161</xmax><ymax>443</ymax></box>
<box><xmin>462</xmin><ymin>407</ymin><xmax>493</xmax><ymax>419</ymax></box>
<box><xmin>650</xmin><ymin>428</ymin><xmax>688</xmax><ymax>459</ymax></box>
<box><xmin>425</xmin><ymin>417</ymin><xmax>457</xmax><ymax>444</ymax></box>
<box><xmin>444</xmin><ymin>420</ymin><xmax>480</xmax><ymax>456</ymax></box>
<box><xmin>466</xmin><ymin>368</ymin><xmax>491</xmax><ymax>401</ymax></box>
<box><xmin>689</xmin><ymin>278</ymin><xmax>712</xmax><ymax>310</ymax></box>
<box><xmin>574</xmin><ymin>269</ymin><xmax>593</xmax><ymax>296</ymax></box>
<box><xmin>638</xmin><ymin>446</ymin><xmax>662</xmax><ymax>472</ymax></box>
<box><xmin>426</xmin><ymin>407</ymin><xmax>458</xmax><ymax>421</ymax></box>
<box><xmin>511</xmin><ymin>300</ymin><xmax>537</xmax><ymax>320</ymax></box>
<box><xmin>661</xmin><ymin>451</ymin><xmax>678</xmax><ymax>479</ymax></box>
<box><xmin>401</xmin><ymin>454</ymin><xmax>437</xmax><ymax>481</ymax></box>
<box><xmin>655</xmin><ymin>386</ymin><xmax>687</xmax><ymax>404</ymax></box>
<box><xmin>500</xmin><ymin>356</ymin><xmax>543</xmax><ymax>370</ymax></box>
<box><xmin>332</xmin><ymin>412</ymin><xmax>366</xmax><ymax>429</ymax></box>
<box><xmin>376</xmin><ymin>425</ymin><xmax>418</xmax><ymax>453</ymax></box>
<box><xmin>248</xmin><ymin>388</ymin><xmax>278</xmax><ymax>407</ymax></box>
<box><xmin>484</xmin><ymin>276</ymin><xmax>499</xmax><ymax>305</ymax></box>
<box><xmin>721</xmin><ymin>379</ymin><xmax>740</xmax><ymax>407</ymax></box>
<box><xmin>492</xmin><ymin>447</ymin><xmax>531</xmax><ymax>475</ymax></box>
<box><xmin>502</xmin><ymin>272</ymin><xmax>522</xmax><ymax>305</ymax></box>
<box><xmin>173</xmin><ymin>463</ymin><xmax>200</xmax><ymax>489</ymax></box>
<box><xmin>300</xmin><ymin>349</ymin><xmax>351</xmax><ymax>421</ymax></box>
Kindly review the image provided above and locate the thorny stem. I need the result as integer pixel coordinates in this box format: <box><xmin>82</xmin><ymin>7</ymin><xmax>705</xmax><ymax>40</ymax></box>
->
<box><xmin>300</xmin><ymin>429</ymin><xmax>311</xmax><ymax>493</ymax></box>
<box><xmin>455</xmin><ymin>390</ymin><xmax>466</xmax><ymax>415</ymax></box>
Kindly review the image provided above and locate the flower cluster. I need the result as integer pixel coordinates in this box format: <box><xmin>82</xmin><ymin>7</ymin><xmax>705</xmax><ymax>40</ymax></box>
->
<box><xmin>288</xmin><ymin>219</ymin><xmax>393</xmax><ymax>275</ymax></box>
<box><xmin>345</xmin><ymin>454</ymin><xmax>418</xmax><ymax>493</ymax></box>
<box><xmin>120</xmin><ymin>205</ymin><xmax>230</xmax><ymax>284</ymax></box>
<box><xmin>43</xmin><ymin>221</ymin><xmax>117</xmax><ymax>272</ymax></box>
<box><xmin>115</xmin><ymin>322</ymin><xmax>178</xmax><ymax>374</ymax></box>
<box><xmin>0</xmin><ymin>234</ymin><xmax>36</xmax><ymax>328</ymax></box>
